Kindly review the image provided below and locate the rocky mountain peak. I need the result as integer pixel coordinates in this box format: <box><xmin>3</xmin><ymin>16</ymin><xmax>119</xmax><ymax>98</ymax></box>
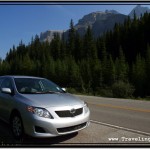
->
<box><xmin>105</xmin><ymin>9</ymin><xmax>120</xmax><ymax>14</ymax></box>
<box><xmin>129</xmin><ymin>5</ymin><xmax>150</xmax><ymax>18</ymax></box>
<box><xmin>40</xmin><ymin>30</ymin><xmax>64</xmax><ymax>43</ymax></box>
<box><xmin>75</xmin><ymin>10</ymin><xmax>121</xmax><ymax>31</ymax></box>
<box><xmin>40</xmin><ymin>5</ymin><xmax>150</xmax><ymax>42</ymax></box>
<box><xmin>74</xmin><ymin>9</ymin><xmax>126</xmax><ymax>37</ymax></box>
<box><xmin>77</xmin><ymin>10</ymin><xmax>119</xmax><ymax>22</ymax></box>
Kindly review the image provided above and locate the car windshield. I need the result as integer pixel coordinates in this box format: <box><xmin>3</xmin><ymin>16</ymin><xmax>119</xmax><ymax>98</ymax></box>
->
<box><xmin>14</xmin><ymin>78</ymin><xmax>64</xmax><ymax>94</ymax></box>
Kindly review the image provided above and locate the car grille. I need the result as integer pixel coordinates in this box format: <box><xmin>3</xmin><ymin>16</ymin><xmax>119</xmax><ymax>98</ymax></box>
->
<box><xmin>57</xmin><ymin>122</ymin><xmax>87</xmax><ymax>133</ymax></box>
<box><xmin>55</xmin><ymin>108</ymin><xmax>83</xmax><ymax>118</ymax></box>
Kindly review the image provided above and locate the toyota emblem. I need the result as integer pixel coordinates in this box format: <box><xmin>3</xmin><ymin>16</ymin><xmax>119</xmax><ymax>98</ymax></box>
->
<box><xmin>70</xmin><ymin>108</ymin><xmax>76</xmax><ymax>115</ymax></box>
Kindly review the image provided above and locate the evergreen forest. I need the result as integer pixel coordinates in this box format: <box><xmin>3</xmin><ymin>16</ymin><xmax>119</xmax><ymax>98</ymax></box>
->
<box><xmin>0</xmin><ymin>12</ymin><xmax>150</xmax><ymax>99</ymax></box>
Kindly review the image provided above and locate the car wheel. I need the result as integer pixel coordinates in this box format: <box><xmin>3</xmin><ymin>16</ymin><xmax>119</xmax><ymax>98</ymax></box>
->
<box><xmin>10</xmin><ymin>113</ymin><xmax>24</xmax><ymax>140</ymax></box>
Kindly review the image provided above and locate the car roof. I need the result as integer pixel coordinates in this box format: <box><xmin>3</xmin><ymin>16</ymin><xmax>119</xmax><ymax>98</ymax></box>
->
<box><xmin>0</xmin><ymin>75</ymin><xmax>44</xmax><ymax>79</ymax></box>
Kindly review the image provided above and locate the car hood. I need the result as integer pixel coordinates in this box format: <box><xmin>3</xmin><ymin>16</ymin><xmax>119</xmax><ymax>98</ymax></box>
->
<box><xmin>21</xmin><ymin>93</ymin><xmax>84</xmax><ymax>108</ymax></box>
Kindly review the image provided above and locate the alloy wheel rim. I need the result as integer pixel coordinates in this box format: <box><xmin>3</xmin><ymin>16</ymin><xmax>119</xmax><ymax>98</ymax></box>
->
<box><xmin>12</xmin><ymin>116</ymin><xmax>22</xmax><ymax>137</ymax></box>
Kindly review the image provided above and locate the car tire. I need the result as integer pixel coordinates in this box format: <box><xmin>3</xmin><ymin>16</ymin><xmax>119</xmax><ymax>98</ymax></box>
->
<box><xmin>10</xmin><ymin>113</ymin><xmax>24</xmax><ymax>140</ymax></box>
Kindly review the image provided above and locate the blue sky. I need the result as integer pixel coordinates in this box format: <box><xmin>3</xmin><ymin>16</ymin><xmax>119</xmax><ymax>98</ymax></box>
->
<box><xmin>0</xmin><ymin>3</ymin><xmax>150</xmax><ymax>59</ymax></box>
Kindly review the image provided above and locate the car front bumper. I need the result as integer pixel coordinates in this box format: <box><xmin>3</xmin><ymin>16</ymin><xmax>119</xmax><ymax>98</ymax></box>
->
<box><xmin>23</xmin><ymin>107</ymin><xmax>90</xmax><ymax>138</ymax></box>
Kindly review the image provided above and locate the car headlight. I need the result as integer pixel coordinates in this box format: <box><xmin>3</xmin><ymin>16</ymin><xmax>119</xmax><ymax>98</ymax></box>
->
<box><xmin>27</xmin><ymin>106</ymin><xmax>53</xmax><ymax>119</ymax></box>
<box><xmin>84</xmin><ymin>102</ymin><xmax>89</xmax><ymax>113</ymax></box>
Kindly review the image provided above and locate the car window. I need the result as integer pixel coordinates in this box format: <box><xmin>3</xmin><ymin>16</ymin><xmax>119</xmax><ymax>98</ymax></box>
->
<box><xmin>15</xmin><ymin>78</ymin><xmax>42</xmax><ymax>93</ymax></box>
<box><xmin>1</xmin><ymin>78</ymin><xmax>13</xmax><ymax>90</ymax></box>
<box><xmin>40</xmin><ymin>79</ymin><xmax>62</xmax><ymax>92</ymax></box>
<box><xmin>14</xmin><ymin>78</ymin><xmax>64</xmax><ymax>94</ymax></box>
<box><xmin>0</xmin><ymin>78</ymin><xmax>4</xmax><ymax>86</ymax></box>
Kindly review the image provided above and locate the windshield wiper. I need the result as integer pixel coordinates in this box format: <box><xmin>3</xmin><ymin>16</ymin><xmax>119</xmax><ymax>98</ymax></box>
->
<box><xmin>45</xmin><ymin>90</ymin><xmax>65</xmax><ymax>94</ymax></box>
<box><xmin>45</xmin><ymin>90</ymin><xmax>56</xmax><ymax>93</ymax></box>
<box><xmin>21</xmin><ymin>91</ymin><xmax>62</xmax><ymax>94</ymax></box>
<box><xmin>40</xmin><ymin>90</ymin><xmax>61</xmax><ymax>94</ymax></box>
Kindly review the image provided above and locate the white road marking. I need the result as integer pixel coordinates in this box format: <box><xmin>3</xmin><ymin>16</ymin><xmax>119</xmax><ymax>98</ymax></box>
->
<box><xmin>90</xmin><ymin>120</ymin><xmax>150</xmax><ymax>136</ymax></box>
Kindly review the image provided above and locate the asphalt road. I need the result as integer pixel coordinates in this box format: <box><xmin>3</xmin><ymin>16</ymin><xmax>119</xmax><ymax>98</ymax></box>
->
<box><xmin>0</xmin><ymin>95</ymin><xmax>150</xmax><ymax>146</ymax></box>
<box><xmin>76</xmin><ymin>95</ymin><xmax>150</xmax><ymax>134</ymax></box>
<box><xmin>0</xmin><ymin>119</ymin><xmax>150</xmax><ymax>146</ymax></box>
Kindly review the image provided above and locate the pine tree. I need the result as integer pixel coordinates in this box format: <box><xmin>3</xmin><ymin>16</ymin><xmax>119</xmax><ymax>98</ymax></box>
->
<box><xmin>101</xmin><ymin>40</ymin><xmax>107</xmax><ymax>86</ymax></box>
<box><xmin>145</xmin><ymin>45</ymin><xmax>150</xmax><ymax>96</ymax></box>
<box><xmin>50</xmin><ymin>33</ymin><xmax>61</xmax><ymax>60</ymax></box>
<box><xmin>67</xmin><ymin>19</ymin><xmax>75</xmax><ymax>56</ymax></box>
<box><xmin>83</xmin><ymin>26</ymin><xmax>98</xmax><ymax>59</ymax></box>
<box><xmin>0</xmin><ymin>60</ymin><xmax>11</xmax><ymax>75</ymax></box>
<box><xmin>91</xmin><ymin>59</ymin><xmax>103</xmax><ymax>93</ymax></box>
<box><xmin>74</xmin><ymin>32</ymin><xmax>83</xmax><ymax>60</ymax></box>
<box><xmin>79</xmin><ymin>59</ymin><xmax>92</xmax><ymax>93</ymax></box>
<box><xmin>107</xmin><ymin>55</ymin><xmax>116</xmax><ymax>85</ymax></box>
<box><xmin>20</xmin><ymin>54</ymin><xmax>35</xmax><ymax>75</ymax></box>
<box><xmin>67</xmin><ymin>57</ymin><xmax>81</xmax><ymax>88</ymax></box>
<box><xmin>115</xmin><ymin>46</ymin><xmax>128</xmax><ymax>82</ymax></box>
<box><xmin>132</xmin><ymin>54</ymin><xmax>146</xmax><ymax>97</ymax></box>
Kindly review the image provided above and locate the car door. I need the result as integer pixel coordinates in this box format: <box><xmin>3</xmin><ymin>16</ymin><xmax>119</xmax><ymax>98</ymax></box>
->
<box><xmin>0</xmin><ymin>77</ymin><xmax>5</xmax><ymax>120</ymax></box>
<box><xmin>0</xmin><ymin>78</ymin><xmax>14</xmax><ymax>122</ymax></box>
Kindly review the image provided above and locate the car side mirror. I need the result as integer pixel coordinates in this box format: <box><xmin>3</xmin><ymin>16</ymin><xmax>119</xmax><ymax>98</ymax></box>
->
<box><xmin>1</xmin><ymin>88</ymin><xmax>12</xmax><ymax>94</ymax></box>
<box><xmin>62</xmin><ymin>88</ymin><xmax>66</xmax><ymax>92</ymax></box>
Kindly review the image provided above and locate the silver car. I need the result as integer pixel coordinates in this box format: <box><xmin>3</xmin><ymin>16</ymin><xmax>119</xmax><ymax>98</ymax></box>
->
<box><xmin>0</xmin><ymin>76</ymin><xmax>90</xmax><ymax>139</ymax></box>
